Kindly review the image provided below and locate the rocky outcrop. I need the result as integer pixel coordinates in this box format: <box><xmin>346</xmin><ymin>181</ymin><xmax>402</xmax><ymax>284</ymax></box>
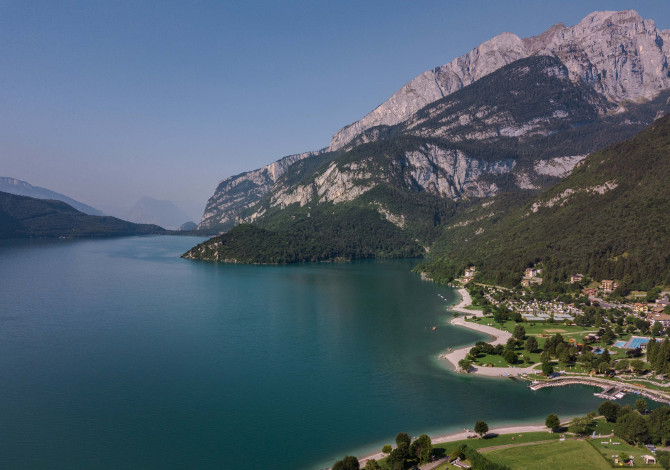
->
<box><xmin>243</xmin><ymin>144</ymin><xmax>515</xmax><ymax>222</ymax></box>
<box><xmin>534</xmin><ymin>155</ymin><xmax>587</xmax><ymax>178</ymax></box>
<box><xmin>198</xmin><ymin>150</ymin><xmax>319</xmax><ymax>230</ymax></box>
<box><xmin>402</xmin><ymin>145</ymin><xmax>515</xmax><ymax>199</ymax></box>
<box><xmin>329</xmin><ymin>10</ymin><xmax>670</xmax><ymax>151</ymax></box>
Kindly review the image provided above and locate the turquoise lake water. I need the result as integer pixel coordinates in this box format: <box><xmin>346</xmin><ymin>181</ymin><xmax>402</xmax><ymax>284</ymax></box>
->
<box><xmin>0</xmin><ymin>235</ymin><xmax>618</xmax><ymax>469</ymax></box>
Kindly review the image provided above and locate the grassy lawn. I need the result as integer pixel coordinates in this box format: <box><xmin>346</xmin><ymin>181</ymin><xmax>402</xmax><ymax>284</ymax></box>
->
<box><xmin>589</xmin><ymin>417</ymin><xmax>616</xmax><ymax>437</ymax></box>
<box><xmin>465</xmin><ymin>305</ymin><xmax>484</xmax><ymax>311</ymax></box>
<box><xmin>588</xmin><ymin>439</ymin><xmax>662</xmax><ymax>467</ymax></box>
<box><xmin>472</xmin><ymin>353</ymin><xmax>510</xmax><ymax>367</ymax></box>
<box><xmin>485</xmin><ymin>439</ymin><xmax>612</xmax><ymax>470</ymax></box>
<box><xmin>432</xmin><ymin>432</ymin><xmax>561</xmax><ymax>456</ymax></box>
<box><xmin>468</xmin><ymin>318</ymin><xmax>596</xmax><ymax>337</ymax></box>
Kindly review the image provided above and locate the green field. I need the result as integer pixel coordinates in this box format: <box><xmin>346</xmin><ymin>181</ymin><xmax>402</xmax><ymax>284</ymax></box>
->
<box><xmin>485</xmin><ymin>439</ymin><xmax>612</xmax><ymax>470</ymax></box>
<box><xmin>588</xmin><ymin>439</ymin><xmax>662</xmax><ymax>467</ymax></box>
<box><xmin>465</xmin><ymin>305</ymin><xmax>484</xmax><ymax>311</ymax></box>
<box><xmin>432</xmin><ymin>432</ymin><xmax>561</xmax><ymax>455</ymax></box>
<box><xmin>468</xmin><ymin>318</ymin><xmax>595</xmax><ymax>337</ymax></box>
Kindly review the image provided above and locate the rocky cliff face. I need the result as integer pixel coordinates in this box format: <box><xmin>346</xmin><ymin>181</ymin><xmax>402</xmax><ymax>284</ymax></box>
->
<box><xmin>199</xmin><ymin>150</ymin><xmax>319</xmax><ymax>230</ymax></box>
<box><xmin>328</xmin><ymin>10</ymin><xmax>670</xmax><ymax>151</ymax></box>
<box><xmin>199</xmin><ymin>10</ymin><xmax>670</xmax><ymax>232</ymax></box>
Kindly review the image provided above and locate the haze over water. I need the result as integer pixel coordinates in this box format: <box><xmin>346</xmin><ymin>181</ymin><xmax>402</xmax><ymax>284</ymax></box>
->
<box><xmin>0</xmin><ymin>236</ymin><xmax>612</xmax><ymax>469</ymax></box>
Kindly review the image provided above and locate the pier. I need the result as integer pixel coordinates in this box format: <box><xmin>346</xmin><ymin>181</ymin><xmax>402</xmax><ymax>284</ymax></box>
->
<box><xmin>529</xmin><ymin>377</ymin><xmax>670</xmax><ymax>405</ymax></box>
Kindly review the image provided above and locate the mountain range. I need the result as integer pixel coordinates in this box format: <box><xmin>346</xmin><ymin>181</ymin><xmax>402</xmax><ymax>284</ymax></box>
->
<box><xmin>186</xmin><ymin>10</ymin><xmax>670</xmax><ymax>288</ymax></box>
<box><xmin>0</xmin><ymin>177</ymin><xmax>103</xmax><ymax>216</ymax></box>
<box><xmin>198</xmin><ymin>10</ymin><xmax>670</xmax><ymax>233</ymax></box>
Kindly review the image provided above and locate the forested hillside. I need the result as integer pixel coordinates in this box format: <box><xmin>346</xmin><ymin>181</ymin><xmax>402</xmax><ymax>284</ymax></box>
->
<box><xmin>0</xmin><ymin>192</ymin><xmax>166</xmax><ymax>238</ymax></box>
<box><xmin>419</xmin><ymin>114</ymin><xmax>670</xmax><ymax>289</ymax></box>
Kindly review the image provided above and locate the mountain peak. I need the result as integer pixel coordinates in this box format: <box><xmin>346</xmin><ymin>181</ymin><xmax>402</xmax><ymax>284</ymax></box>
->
<box><xmin>328</xmin><ymin>9</ymin><xmax>670</xmax><ymax>151</ymax></box>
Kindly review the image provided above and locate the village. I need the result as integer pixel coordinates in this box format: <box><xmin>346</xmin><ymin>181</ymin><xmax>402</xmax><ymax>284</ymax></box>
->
<box><xmin>451</xmin><ymin>265</ymin><xmax>670</xmax><ymax>396</ymax></box>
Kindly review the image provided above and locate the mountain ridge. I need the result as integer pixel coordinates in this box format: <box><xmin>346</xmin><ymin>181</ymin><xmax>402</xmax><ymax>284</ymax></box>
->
<box><xmin>0</xmin><ymin>177</ymin><xmax>103</xmax><ymax>216</ymax></box>
<box><xmin>328</xmin><ymin>9</ymin><xmax>670</xmax><ymax>151</ymax></box>
<box><xmin>198</xmin><ymin>9</ymin><xmax>670</xmax><ymax>232</ymax></box>
<box><xmin>0</xmin><ymin>191</ymin><xmax>166</xmax><ymax>239</ymax></box>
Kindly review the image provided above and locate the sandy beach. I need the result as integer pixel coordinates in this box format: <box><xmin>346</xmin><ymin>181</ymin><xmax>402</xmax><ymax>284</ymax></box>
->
<box><xmin>440</xmin><ymin>288</ymin><xmax>539</xmax><ymax>377</ymax></box>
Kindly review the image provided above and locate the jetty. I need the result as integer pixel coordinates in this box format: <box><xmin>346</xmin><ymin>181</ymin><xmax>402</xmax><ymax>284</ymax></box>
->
<box><xmin>529</xmin><ymin>377</ymin><xmax>670</xmax><ymax>405</ymax></box>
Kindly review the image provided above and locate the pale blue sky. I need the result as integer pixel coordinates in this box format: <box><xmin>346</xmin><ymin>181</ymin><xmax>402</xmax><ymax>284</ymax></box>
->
<box><xmin>1</xmin><ymin>0</ymin><xmax>668</xmax><ymax>218</ymax></box>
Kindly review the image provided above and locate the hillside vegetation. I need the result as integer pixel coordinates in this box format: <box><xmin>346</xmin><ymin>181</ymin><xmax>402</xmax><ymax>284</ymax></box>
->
<box><xmin>420</xmin><ymin>114</ymin><xmax>670</xmax><ymax>289</ymax></box>
<box><xmin>183</xmin><ymin>202</ymin><xmax>425</xmax><ymax>263</ymax></box>
<box><xmin>0</xmin><ymin>191</ymin><xmax>166</xmax><ymax>238</ymax></box>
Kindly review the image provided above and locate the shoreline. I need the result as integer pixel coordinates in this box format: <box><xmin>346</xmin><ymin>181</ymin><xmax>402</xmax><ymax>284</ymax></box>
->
<box><xmin>440</xmin><ymin>288</ymin><xmax>539</xmax><ymax>377</ymax></box>
<box><xmin>339</xmin><ymin>284</ymin><xmax>669</xmax><ymax>469</ymax></box>
<box><xmin>352</xmin><ymin>420</ymin><xmax>557</xmax><ymax>467</ymax></box>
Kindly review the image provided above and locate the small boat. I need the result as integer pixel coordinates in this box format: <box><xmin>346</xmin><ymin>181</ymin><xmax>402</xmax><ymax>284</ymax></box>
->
<box><xmin>431</xmin><ymin>326</ymin><xmax>437</xmax><ymax>331</ymax></box>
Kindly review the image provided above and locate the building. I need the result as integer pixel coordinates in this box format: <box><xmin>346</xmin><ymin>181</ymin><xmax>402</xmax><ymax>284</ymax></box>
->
<box><xmin>570</xmin><ymin>274</ymin><xmax>584</xmax><ymax>283</ymax></box>
<box><xmin>583</xmin><ymin>288</ymin><xmax>597</xmax><ymax>297</ymax></box>
<box><xmin>525</xmin><ymin>268</ymin><xmax>538</xmax><ymax>278</ymax></box>
<box><xmin>464</xmin><ymin>266</ymin><xmax>476</xmax><ymax>280</ymax></box>
<box><xmin>633</xmin><ymin>303</ymin><xmax>649</xmax><ymax>313</ymax></box>
<box><xmin>646</xmin><ymin>311</ymin><xmax>670</xmax><ymax>328</ymax></box>
<box><xmin>601</xmin><ymin>280</ymin><xmax>617</xmax><ymax>292</ymax></box>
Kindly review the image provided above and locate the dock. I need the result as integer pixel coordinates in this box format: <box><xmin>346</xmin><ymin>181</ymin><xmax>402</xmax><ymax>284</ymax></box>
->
<box><xmin>528</xmin><ymin>377</ymin><xmax>670</xmax><ymax>405</ymax></box>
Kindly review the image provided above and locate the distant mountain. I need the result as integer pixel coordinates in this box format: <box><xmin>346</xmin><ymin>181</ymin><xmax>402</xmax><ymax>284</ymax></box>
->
<box><xmin>123</xmin><ymin>197</ymin><xmax>192</xmax><ymax>230</ymax></box>
<box><xmin>179</xmin><ymin>221</ymin><xmax>197</xmax><ymax>231</ymax></box>
<box><xmin>420</xmin><ymin>114</ymin><xmax>670</xmax><ymax>289</ymax></box>
<box><xmin>0</xmin><ymin>177</ymin><xmax>103</xmax><ymax>216</ymax></box>
<box><xmin>0</xmin><ymin>191</ymin><xmax>166</xmax><ymax>239</ymax></box>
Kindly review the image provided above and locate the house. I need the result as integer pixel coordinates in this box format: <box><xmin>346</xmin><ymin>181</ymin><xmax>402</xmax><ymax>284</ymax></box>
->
<box><xmin>583</xmin><ymin>287</ymin><xmax>597</xmax><ymax>297</ymax></box>
<box><xmin>646</xmin><ymin>311</ymin><xmax>670</xmax><ymax>328</ymax></box>
<box><xmin>601</xmin><ymin>280</ymin><xmax>617</xmax><ymax>292</ymax></box>
<box><xmin>633</xmin><ymin>303</ymin><xmax>650</xmax><ymax>313</ymax></box>
<box><xmin>652</xmin><ymin>305</ymin><xmax>666</xmax><ymax>315</ymax></box>
<box><xmin>570</xmin><ymin>274</ymin><xmax>584</xmax><ymax>283</ymax></box>
<box><xmin>525</xmin><ymin>268</ymin><xmax>538</xmax><ymax>278</ymax></box>
<box><xmin>464</xmin><ymin>266</ymin><xmax>476</xmax><ymax>280</ymax></box>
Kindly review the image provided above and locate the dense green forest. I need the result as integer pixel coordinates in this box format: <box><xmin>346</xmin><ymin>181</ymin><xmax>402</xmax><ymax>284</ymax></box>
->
<box><xmin>183</xmin><ymin>202</ymin><xmax>424</xmax><ymax>263</ymax></box>
<box><xmin>0</xmin><ymin>191</ymin><xmax>165</xmax><ymax>238</ymax></box>
<box><xmin>419</xmin><ymin>114</ymin><xmax>670</xmax><ymax>289</ymax></box>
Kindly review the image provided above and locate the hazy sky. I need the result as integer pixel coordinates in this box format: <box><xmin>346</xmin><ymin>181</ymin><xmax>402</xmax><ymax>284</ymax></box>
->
<box><xmin>1</xmin><ymin>0</ymin><xmax>668</xmax><ymax>219</ymax></box>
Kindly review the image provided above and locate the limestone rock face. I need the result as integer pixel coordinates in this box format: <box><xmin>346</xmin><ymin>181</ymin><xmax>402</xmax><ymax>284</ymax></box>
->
<box><xmin>328</xmin><ymin>9</ymin><xmax>670</xmax><ymax>151</ymax></box>
<box><xmin>241</xmin><ymin>144</ymin><xmax>515</xmax><ymax>224</ymax></box>
<box><xmin>198</xmin><ymin>150</ymin><xmax>319</xmax><ymax>230</ymax></box>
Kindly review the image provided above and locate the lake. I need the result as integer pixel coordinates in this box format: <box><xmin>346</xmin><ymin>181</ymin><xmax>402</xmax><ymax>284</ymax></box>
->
<box><xmin>0</xmin><ymin>235</ymin><xmax>613</xmax><ymax>469</ymax></box>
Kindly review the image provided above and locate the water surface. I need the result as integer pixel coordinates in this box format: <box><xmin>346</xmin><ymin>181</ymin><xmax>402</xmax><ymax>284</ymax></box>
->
<box><xmin>0</xmin><ymin>236</ymin><xmax>615</xmax><ymax>469</ymax></box>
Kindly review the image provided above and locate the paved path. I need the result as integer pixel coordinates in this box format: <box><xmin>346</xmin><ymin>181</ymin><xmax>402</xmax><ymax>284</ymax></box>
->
<box><xmin>419</xmin><ymin>456</ymin><xmax>449</xmax><ymax>469</ymax></box>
